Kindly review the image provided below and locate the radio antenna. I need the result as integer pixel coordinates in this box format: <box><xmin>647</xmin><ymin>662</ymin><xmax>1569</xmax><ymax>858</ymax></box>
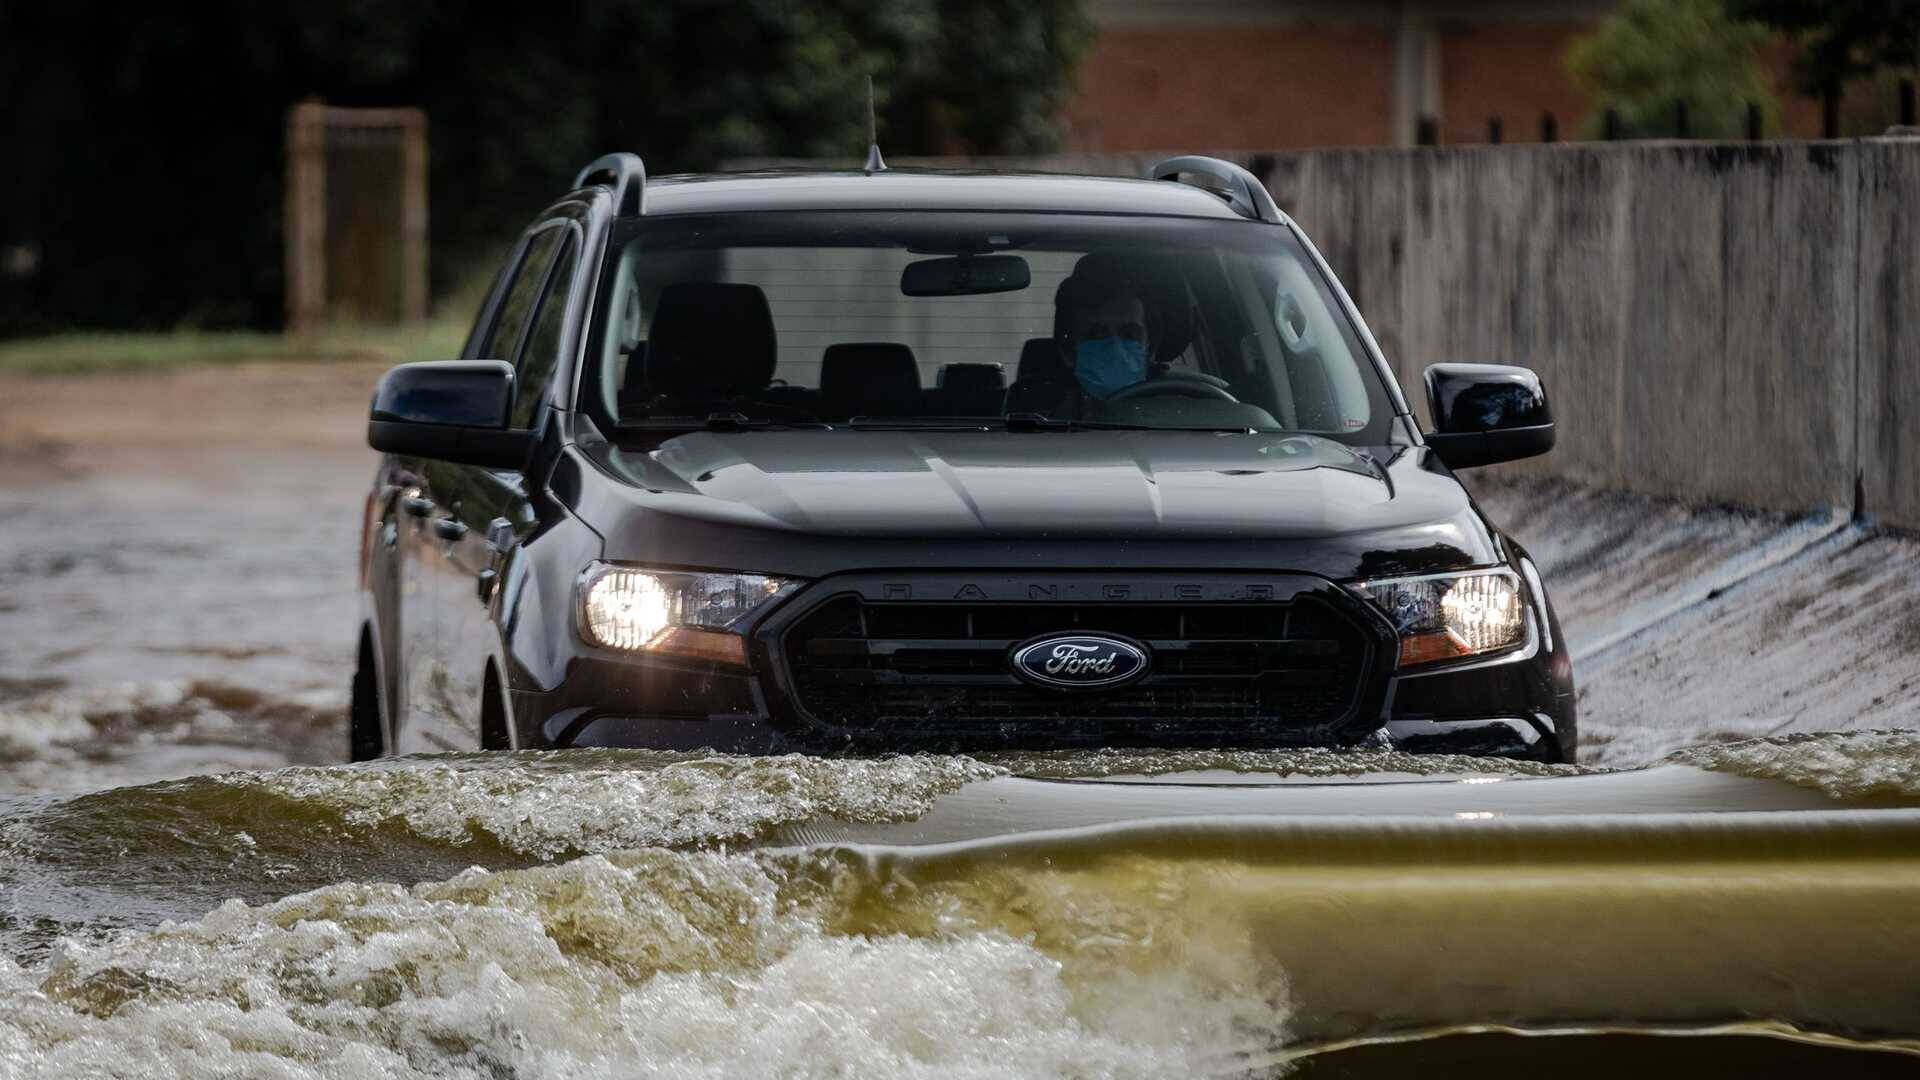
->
<box><xmin>864</xmin><ymin>74</ymin><xmax>887</xmax><ymax>173</ymax></box>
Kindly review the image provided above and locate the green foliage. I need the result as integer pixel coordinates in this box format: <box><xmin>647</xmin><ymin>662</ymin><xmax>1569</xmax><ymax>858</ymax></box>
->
<box><xmin>1730</xmin><ymin>0</ymin><xmax>1920</xmax><ymax>93</ymax></box>
<box><xmin>1567</xmin><ymin>0</ymin><xmax>1779</xmax><ymax>137</ymax></box>
<box><xmin>0</xmin><ymin>321</ymin><xmax>469</xmax><ymax>376</ymax></box>
<box><xmin>0</xmin><ymin>1</ymin><xmax>1094</xmax><ymax>337</ymax></box>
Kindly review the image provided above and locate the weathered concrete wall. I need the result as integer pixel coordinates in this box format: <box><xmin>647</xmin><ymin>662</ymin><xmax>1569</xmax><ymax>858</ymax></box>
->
<box><xmin>1264</xmin><ymin>142</ymin><xmax>1871</xmax><ymax>518</ymax></box>
<box><xmin>905</xmin><ymin>140</ymin><xmax>1918</xmax><ymax>528</ymax></box>
<box><xmin>1855</xmin><ymin>143</ymin><xmax>1920</xmax><ymax>531</ymax></box>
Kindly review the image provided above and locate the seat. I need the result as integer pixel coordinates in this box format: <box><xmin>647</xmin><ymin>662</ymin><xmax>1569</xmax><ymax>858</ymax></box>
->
<box><xmin>627</xmin><ymin>283</ymin><xmax>777</xmax><ymax>410</ymax></box>
<box><xmin>1005</xmin><ymin>337</ymin><xmax>1076</xmax><ymax>415</ymax></box>
<box><xmin>820</xmin><ymin>342</ymin><xmax>921</xmax><ymax>418</ymax></box>
<box><xmin>935</xmin><ymin>362</ymin><xmax>1006</xmax><ymax>416</ymax></box>
<box><xmin>1014</xmin><ymin>337</ymin><xmax>1063</xmax><ymax>383</ymax></box>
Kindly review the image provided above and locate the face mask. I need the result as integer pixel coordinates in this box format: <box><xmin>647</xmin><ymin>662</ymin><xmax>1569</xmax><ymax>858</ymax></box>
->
<box><xmin>1073</xmin><ymin>337</ymin><xmax>1148</xmax><ymax>399</ymax></box>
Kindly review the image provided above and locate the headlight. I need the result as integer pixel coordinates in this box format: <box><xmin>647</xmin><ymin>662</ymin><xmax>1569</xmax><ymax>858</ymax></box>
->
<box><xmin>1351</xmin><ymin>569</ymin><xmax>1527</xmax><ymax>668</ymax></box>
<box><xmin>577</xmin><ymin>564</ymin><xmax>802</xmax><ymax>666</ymax></box>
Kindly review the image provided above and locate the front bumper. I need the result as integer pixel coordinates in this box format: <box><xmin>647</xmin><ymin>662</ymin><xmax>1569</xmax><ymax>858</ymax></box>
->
<box><xmin>512</xmin><ymin>569</ymin><xmax>1575</xmax><ymax>762</ymax></box>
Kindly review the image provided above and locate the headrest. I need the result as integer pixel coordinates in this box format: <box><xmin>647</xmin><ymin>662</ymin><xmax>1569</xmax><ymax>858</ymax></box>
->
<box><xmin>1054</xmin><ymin>252</ymin><xmax>1193</xmax><ymax>364</ymax></box>
<box><xmin>1015</xmin><ymin>337</ymin><xmax>1065</xmax><ymax>383</ymax></box>
<box><xmin>820</xmin><ymin>342</ymin><xmax>920</xmax><ymax>417</ymax></box>
<box><xmin>937</xmin><ymin>363</ymin><xmax>1005</xmax><ymax>393</ymax></box>
<box><xmin>640</xmin><ymin>283</ymin><xmax>777</xmax><ymax>401</ymax></box>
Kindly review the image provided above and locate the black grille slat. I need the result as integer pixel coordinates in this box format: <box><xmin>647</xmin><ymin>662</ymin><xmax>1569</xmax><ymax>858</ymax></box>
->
<box><xmin>780</xmin><ymin>589</ymin><xmax>1371</xmax><ymax>733</ymax></box>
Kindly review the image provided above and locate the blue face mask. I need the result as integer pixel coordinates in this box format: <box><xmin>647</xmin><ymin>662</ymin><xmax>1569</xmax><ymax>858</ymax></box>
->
<box><xmin>1073</xmin><ymin>337</ymin><xmax>1148</xmax><ymax>399</ymax></box>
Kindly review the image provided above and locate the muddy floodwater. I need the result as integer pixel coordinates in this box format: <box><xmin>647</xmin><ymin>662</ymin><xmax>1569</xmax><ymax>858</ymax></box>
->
<box><xmin>3</xmin><ymin>364</ymin><xmax>1919</xmax><ymax>1076</ymax></box>
<box><xmin>4</xmin><ymin>745</ymin><xmax>1920</xmax><ymax>1076</ymax></box>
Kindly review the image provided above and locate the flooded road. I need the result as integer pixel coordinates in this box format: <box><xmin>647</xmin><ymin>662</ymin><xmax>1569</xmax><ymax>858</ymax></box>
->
<box><xmin>3</xmin><ymin>745</ymin><xmax>1919</xmax><ymax>1076</ymax></box>
<box><xmin>0</xmin><ymin>363</ymin><xmax>380</xmax><ymax>793</ymax></box>
<box><xmin>4</xmin><ymin>363</ymin><xmax>1920</xmax><ymax>1075</ymax></box>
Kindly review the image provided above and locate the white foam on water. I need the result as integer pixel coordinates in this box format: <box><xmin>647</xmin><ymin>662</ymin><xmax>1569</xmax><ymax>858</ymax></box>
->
<box><xmin>985</xmin><ymin>745</ymin><xmax>1586</xmax><ymax>781</ymax></box>
<box><xmin>0</xmin><ymin>850</ymin><xmax>1288</xmax><ymax>1080</ymax></box>
<box><xmin>0</xmin><ymin>679</ymin><xmax>342</xmax><ymax>795</ymax></box>
<box><xmin>1670</xmin><ymin>730</ymin><xmax>1920</xmax><ymax>800</ymax></box>
<box><xmin>220</xmin><ymin>753</ymin><xmax>1002</xmax><ymax>857</ymax></box>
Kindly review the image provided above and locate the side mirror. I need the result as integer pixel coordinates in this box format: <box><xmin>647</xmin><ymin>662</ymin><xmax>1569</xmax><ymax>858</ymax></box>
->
<box><xmin>367</xmin><ymin>360</ymin><xmax>534</xmax><ymax>469</ymax></box>
<box><xmin>1423</xmin><ymin>363</ymin><xmax>1555</xmax><ymax>470</ymax></box>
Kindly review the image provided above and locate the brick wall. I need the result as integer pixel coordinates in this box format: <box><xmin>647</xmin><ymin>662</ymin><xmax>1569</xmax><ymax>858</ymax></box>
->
<box><xmin>1438</xmin><ymin>21</ymin><xmax>1593</xmax><ymax>143</ymax></box>
<box><xmin>1063</xmin><ymin>12</ymin><xmax>1839</xmax><ymax>150</ymax></box>
<box><xmin>1063</xmin><ymin>25</ymin><xmax>1397</xmax><ymax>151</ymax></box>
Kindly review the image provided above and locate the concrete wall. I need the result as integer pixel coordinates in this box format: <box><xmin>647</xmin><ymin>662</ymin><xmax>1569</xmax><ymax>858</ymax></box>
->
<box><xmin>910</xmin><ymin>140</ymin><xmax>1919</xmax><ymax>528</ymax></box>
<box><xmin>1855</xmin><ymin>142</ymin><xmax>1920</xmax><ymax>532</ymax></box>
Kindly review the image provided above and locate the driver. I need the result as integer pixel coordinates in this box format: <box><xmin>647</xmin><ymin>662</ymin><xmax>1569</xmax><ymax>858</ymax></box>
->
<box><xmin>1008</xmin><ymin>265</ymin><xmax>1160</xmax><ymax>418</ymax></box>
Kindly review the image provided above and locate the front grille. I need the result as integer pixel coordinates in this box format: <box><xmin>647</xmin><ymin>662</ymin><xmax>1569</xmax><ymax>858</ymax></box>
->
<box><xmin>779</xmin><ymin>592</ymin><xmax>1371</xmax><ymax>738</ymax></box>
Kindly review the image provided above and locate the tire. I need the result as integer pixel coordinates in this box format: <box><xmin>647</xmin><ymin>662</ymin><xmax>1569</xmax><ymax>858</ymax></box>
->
<box><xmin>349</xmin><ymin>631</ymin><xmax>385</xmax><ymax>762</ymax></box>
<box><xmin>480</xmin><ymin>666</ymin><xmax>511</xmax><ymax>751</ymax></box>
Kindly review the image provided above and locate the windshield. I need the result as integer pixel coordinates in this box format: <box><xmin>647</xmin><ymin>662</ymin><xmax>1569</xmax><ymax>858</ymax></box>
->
<box><xmin>582</xmin><ymin>211</ymin><xmax>1398</xmax><ymax>440</ymax></box>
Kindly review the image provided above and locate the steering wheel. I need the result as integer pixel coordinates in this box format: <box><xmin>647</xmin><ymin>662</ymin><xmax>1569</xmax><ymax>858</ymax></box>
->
<box><xmin>1103</xmin><ymin>372</ymin><xmax>1238</xmax><ymax>404</ymax></box>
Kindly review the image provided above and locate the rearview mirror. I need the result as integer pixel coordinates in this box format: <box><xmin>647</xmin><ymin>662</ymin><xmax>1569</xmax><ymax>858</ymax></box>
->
<box><xmin>1423</xmin><ymin>363</ymin><xmax>1555</xmax><ymax>470</ymax></box>
<box><xmin>901</xmin><ymin>254</ymin><xmax>1031</xmax><ymax>297</ymax></box>
<box><xmin>367</xmin><ymin>360</ymin><xmax>534</xmax><ymax>469</ymax></box>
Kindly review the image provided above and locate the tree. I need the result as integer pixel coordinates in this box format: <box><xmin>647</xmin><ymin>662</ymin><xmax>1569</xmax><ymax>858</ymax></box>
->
<box><xmin>0</xmin><ymin>1</ymin><xmax>1096</xmax><ymax>335</ymax></box>
<box><xmin>1729</xmin><ymin>0</ymin><xmax>1920</xmax><ymax>95</ymax></box>
<box><xmin>1567</xmin><ymin>0</ymin><xmax>1778</xmax><ymax>138</ymax></box>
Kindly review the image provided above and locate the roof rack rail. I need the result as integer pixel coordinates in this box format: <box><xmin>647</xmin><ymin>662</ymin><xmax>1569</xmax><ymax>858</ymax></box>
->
<box><xmin>1147</xmin><ymin>155</ymin><xmax>1281</xmax><ymax>224</ymax></box>
<box><xmin>573</xmin><ymin>153</ymin><xmax>646</xmax><ymax>217</ymax></box>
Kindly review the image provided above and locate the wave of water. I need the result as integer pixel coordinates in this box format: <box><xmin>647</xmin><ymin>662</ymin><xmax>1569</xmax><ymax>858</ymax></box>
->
<box><xmin>1669</xmin><ymin>729</ymin><xmax>1920</xmax><ymax>800</ymax></box>
<box><xmin>4</xmin><ymin>736</ymin><xmax>1920</xmax><ymax>1077</ymax></box>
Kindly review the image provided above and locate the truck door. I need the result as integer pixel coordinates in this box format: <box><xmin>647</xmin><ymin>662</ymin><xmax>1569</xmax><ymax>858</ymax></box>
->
<box><xmin>409</xmin><ymin>222</ymin><xmax>569</xmax><ymax>751</ymax></box>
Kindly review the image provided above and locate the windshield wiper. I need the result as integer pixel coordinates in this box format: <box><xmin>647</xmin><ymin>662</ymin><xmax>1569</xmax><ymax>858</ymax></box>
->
<box><xmin>844</xmin><ymin>414</ymin><xmax>1272</xmax><ymax>434</ymax></box>
<box><xmin>847</xmin><ymin>415</ymin><xmax>1007</xmax><ymax>431</ymax></box>
<box><xmin>847</xmin><ymin>414</ymin><xmax>1085</xmax><ymax>432</ymax></box>
<box><xmin>616</xmin><ymin>411</ymin><xmax>829</xmax><ymax>432</ymax></box>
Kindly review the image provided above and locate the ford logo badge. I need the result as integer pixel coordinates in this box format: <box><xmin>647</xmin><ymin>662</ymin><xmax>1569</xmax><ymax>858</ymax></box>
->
<box><xmin>1009</xmin><ymin>633</ymin><xmax>1150</xmax><ymax>692</ymax></box>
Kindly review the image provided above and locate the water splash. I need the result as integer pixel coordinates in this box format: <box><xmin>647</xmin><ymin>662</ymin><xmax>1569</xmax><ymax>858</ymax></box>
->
<box><xmin>1670</xmin><ymin>729</ymin><xmax>1920</xmax><ymax>800</ymax></box>
<box><xmin>216</xmin><ymin>751</ymin><xmax>1000</xmax><ymax>857</ymax></box>
<box><xmin>0</xmin><ymin>849</ymin><xmax>1288</xmax><ymax>1079</ymax></box>
<box><xmin>985</xmin><ymin>745</ymin><xmax>1588</xmax><ymax>781</ymax></box>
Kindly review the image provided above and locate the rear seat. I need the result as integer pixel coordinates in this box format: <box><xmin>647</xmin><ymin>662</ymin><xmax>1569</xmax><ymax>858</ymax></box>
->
<box><xmin>820</xmin><ymin>342</ymin><xmax>921</xmax><ymax>419</ymax></box>
<box><xmin>933</xmin><ymin>362</ymin><xmax>1007</xmax><ymax>416</ymax></box>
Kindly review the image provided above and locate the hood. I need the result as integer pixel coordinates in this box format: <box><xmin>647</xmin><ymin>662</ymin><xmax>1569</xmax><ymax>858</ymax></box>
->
<box><xmin>597</xmin><ymin>431</ymin><xmax>1462</xmax><ymax>537</ymax></box>
<box><xmin>566</xmin><ymin>430</ymin><xmax>1498</xmax><ymax>580</ymax></box>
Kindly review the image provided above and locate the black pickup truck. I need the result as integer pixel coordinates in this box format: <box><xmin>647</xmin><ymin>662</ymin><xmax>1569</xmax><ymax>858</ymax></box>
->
<box><xmin>355</xmin><ymin>154</ymin><xmax>1575</xmax><ymax>762</ymax></box>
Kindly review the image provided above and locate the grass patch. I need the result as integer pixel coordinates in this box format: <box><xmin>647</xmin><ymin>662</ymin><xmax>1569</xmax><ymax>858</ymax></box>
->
<box><xmin>0</xmin><ymin>320</ymin><xmax>469</xmax><ymax>376</ymax></box>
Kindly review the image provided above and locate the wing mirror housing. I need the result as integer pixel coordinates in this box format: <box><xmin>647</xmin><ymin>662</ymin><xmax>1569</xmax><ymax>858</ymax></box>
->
<box><xmin>1423</xmin><ymin>363</ymin><xmax>1556</xmax><ymax>470</ymax></box>
<box><xmin>367</xmin><ymin>360</ymin><xmax>534</xmax><ymax>469</ymax></box>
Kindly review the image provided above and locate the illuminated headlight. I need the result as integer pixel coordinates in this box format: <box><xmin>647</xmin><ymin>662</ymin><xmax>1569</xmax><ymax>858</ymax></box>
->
<box><xmin>1351</xmin><ymin>570</ymin><xmax>1527</xmax><ymax>668</ymax></box>
<box><xmin>577</xmin><ymin>564</ymin><xmax>802</xmax><ymax>666</ymax></box>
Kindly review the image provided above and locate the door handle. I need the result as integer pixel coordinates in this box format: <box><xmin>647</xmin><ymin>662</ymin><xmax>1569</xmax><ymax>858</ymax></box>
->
<box><xmin>432</xmin><ymin>517</ymin><xmax>468</xmax><ymax>541</ymax></box>
<box><xmin>401</xmin><ymin>494</ymin><xmax>435</xmax><ymax>517</ymax></box>
<box><xmin>485</xmin><ymin>516</ymin><xmax>517</xmax><ymax>552</ymax></box>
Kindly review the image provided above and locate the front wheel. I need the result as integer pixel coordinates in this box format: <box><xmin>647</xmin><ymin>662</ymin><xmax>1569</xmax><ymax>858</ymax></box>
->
<box><xmin>349</xmin><ymin>632</ymin><xmax>385</xmax><ymax>761</ymax></box>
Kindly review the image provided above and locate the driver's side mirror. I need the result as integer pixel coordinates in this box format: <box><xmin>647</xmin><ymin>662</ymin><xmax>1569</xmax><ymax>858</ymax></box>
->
<box><xmin>367</xmin><ymin>360</ymin><xmax>534</xmax><ymax>469</ymax></box>
<box><xmin>1423</xmin><ymin>363</ymin><xmax>1555</xmax><ymax>470</ymax></box>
